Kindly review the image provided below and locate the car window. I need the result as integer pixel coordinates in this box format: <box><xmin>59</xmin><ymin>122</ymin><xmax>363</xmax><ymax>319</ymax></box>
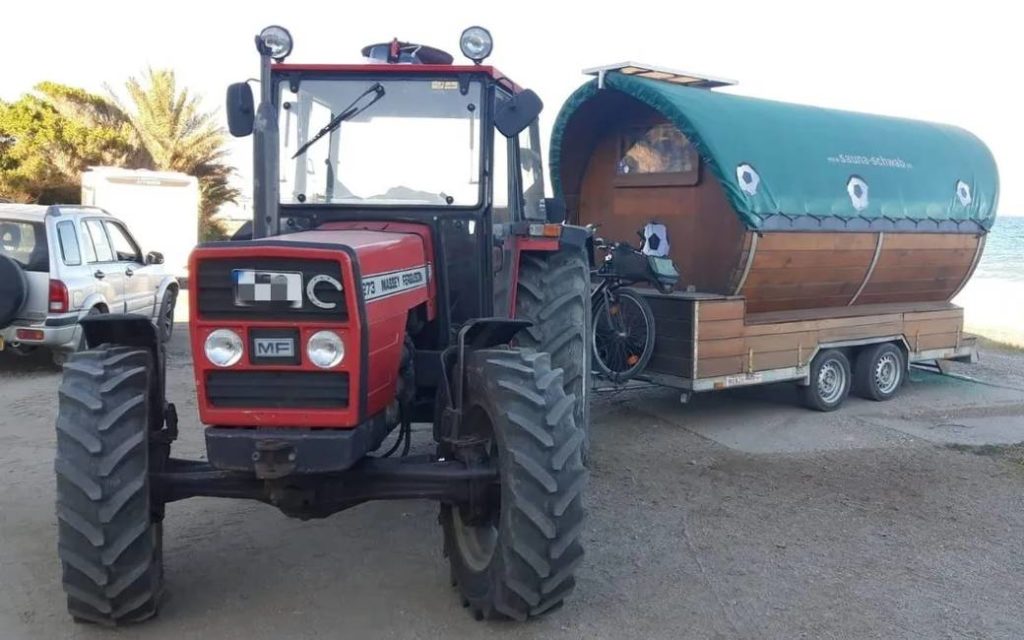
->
<box><xmin>56</xmin><ymin>220</ymin><xmax>82</xmax><ymax>266</ymax></box>
<box><xmin>104</xmin><ymin>221</ymin><xmax>142</xmax><ymax>263</ymax></box>
<box><xmin>84</xmin><ymin>219</ymin><xmax>114</xmax><ymax>263</ymax></box>
<box><xmin>79</xmin><ymin>223</ymin><xmax>97</xmax><ymax>263</ymax></box>
<box><xmin>0</xmin><ymin>218</ymin><xmax>49</xmax><ymax>272</ymax></box>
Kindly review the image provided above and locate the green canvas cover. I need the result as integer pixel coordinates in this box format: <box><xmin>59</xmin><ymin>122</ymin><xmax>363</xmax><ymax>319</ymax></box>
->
<box><xmin>550</xmin><ymin>73</ymin><xmax>999</xmax><ymax>231</ymax></box>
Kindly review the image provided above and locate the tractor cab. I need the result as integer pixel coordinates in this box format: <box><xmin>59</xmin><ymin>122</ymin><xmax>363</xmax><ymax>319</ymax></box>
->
<box><xmin>225</xmin><ymin>26</ymin><xmax>559</xmax><ymax>330</ymax></box>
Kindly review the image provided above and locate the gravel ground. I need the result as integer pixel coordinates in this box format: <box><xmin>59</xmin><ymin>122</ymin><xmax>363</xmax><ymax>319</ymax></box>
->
<box><xmin>1</xmin><ymin>330</ymin><xmax>1022</xmax><ymax>640</ymax></box>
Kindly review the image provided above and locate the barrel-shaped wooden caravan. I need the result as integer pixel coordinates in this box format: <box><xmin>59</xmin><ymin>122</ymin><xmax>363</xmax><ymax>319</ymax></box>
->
<box><xmin>552</xmin><ymin>66</ymin><xmax>998</xmax><ymax>398</ymax></box>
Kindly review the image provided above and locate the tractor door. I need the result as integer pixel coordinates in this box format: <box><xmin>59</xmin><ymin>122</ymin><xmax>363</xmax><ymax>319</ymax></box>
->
<box><xmin>491</xmin><ymin>133</ymin><xmax>516</xmax><ymax>317</ymax></box>
<box><xmin>492</xmin><ymin>116</ymin><xmax>545</xmax><ymax>317</ymax></box>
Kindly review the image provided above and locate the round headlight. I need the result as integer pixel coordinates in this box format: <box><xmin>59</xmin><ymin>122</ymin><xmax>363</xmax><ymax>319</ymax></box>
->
<box><xmin>307</xmin><ymin>331</ymin><xmax>345</xmax><ymax>369</ymax></box>
<box><xmin>258</xmin><ymin>25</ymin><xmax>293</xmax><ymax>61</ymax></box>
<box><xmin>460</xmin><ymin>26</ymin><xmax>493</xmax><ymax>63</ymax></box>
<box><xmin>205</xmin><ymin>329</ymin><xmax>243</xmax><ymax>368</ymax></box>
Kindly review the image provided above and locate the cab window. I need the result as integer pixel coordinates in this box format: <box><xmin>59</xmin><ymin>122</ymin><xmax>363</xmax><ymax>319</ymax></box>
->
<box><xmin>492</xmin><ymin>135</ymin><xmax>513</xmax><ymax>224</ymax></box>
<box><xmin>517</xmin><ymin>121</ymin><xmax>545</xmax><ymax>220</ymax></box>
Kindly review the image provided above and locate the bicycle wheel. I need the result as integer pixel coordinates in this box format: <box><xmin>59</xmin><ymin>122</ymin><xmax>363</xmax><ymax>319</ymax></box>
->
<box><xmin>592</xmin><ymin>287</ymin><xmax>656</xmax><ymax>383</ymax></box>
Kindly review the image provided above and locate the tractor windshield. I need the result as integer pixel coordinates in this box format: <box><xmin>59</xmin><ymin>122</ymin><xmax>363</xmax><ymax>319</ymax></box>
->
<box><xmin>279</xmin><ymin>77</ymin><xmax>483</xmax><ymax>207</ymax></box>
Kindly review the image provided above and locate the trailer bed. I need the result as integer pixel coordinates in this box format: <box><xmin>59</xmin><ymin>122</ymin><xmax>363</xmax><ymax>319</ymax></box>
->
<box><xmin>640</xmin><ymin>290</ymin><xmax>975</xmax><ymax>392</ymax></box>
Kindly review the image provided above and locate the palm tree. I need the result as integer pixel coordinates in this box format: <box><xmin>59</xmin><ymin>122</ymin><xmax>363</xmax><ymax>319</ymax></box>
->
<box><xmin>115</xmin><ymin>69</ymin><xmax>239</xmax><ymax>239</ymax></box>
<box><xmin>3</xmin><ymin>70</ymin><xmax>238</xmax><ymax>237</ymax></box>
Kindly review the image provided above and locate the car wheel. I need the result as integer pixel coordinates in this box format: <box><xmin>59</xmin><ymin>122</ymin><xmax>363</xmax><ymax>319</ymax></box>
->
<box><xmin>158</xmin><ymin>289</ymin><xmax>177</xmax><ymax>343</ymax></box>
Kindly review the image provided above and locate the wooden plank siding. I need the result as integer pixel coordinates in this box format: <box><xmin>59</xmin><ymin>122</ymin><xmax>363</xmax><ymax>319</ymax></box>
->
<box><xmin>736</xmin><ymin>232</ymin><xmax>983</xmax><ymax>313</ymax></box>
<box><xmin>642</xmin><ymin>295</ymin><xmax>966</xmax><ymax>381</ymax></box>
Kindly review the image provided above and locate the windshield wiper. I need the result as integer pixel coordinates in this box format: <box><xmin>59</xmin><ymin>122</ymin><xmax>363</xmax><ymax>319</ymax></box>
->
<box><xmin>291</xmin><ymin>82</ymin><xmax>386</xmax><ymax>160</ymax></box>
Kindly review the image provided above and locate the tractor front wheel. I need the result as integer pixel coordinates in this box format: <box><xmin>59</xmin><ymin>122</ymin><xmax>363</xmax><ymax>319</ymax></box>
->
<box><xmin>55</xmin><ymin>345</ymin><xmax>163</xmax><ymax>625</ymax></box>
<box><xmin>441</xmin><ymin>348</ymin><xmax>587</xmax><ymax>620</ymax></box>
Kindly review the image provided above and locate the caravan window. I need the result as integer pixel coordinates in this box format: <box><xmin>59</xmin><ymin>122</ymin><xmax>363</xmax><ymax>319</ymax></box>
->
<box><xmin>615</xmin><ymin>123</ymin><xmax>700</xmax><ymax>187</ymax></box>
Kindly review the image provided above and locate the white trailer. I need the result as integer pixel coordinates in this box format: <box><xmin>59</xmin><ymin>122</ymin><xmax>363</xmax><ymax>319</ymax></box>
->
<box><xmin>81</xmin><ymin>167</ymin><xmax>199</xmax><ymax>276</ymax></box>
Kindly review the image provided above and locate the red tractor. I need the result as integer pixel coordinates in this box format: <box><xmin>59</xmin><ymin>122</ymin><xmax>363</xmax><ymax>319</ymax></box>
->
<box><xmin>54</xmin><ymin>26</ymin><xmax>590</xmax><ymax>625</ymax></box>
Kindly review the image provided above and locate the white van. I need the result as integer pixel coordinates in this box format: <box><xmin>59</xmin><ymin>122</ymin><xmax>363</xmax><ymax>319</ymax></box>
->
<box><xmin>81</xmin><ymin>167</ymin><xmax>200</xmax><ymax>277</ymax></box>
<box><xmin>0</xmin><ymin>204</ymin><xmax>179</xmax><ymax>366</ymax></box>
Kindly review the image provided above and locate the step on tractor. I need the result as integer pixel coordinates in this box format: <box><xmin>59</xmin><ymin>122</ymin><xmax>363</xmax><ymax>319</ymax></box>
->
<box><xmin>54</xmin><ymin>26</ymin><xmax>591</xmax><ymax>626</ymax></box>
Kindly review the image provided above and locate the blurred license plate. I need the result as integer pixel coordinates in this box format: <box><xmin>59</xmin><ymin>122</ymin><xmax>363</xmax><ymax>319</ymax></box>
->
<box><xmin>233</xmin><ymin>269</ymin><xmax>303</xmax><ymax>308</ymax></box>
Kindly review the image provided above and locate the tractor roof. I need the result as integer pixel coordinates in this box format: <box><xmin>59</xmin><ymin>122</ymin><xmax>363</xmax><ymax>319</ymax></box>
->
<box><xmin>272</xmin><ymin>63</ymin><xmax>522</xmax><ymax>93</ymax></box>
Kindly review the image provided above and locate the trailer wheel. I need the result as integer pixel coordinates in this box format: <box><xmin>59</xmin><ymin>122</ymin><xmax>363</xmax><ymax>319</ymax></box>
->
<box><xmin>442</xmin><ymin>348</ymin><xmax>586</xmax><ymax>621</ymax></box>
<box><xmin>801</xmin><ymin>349</ymin><xmax>851</xmax><ymax>412</ymax></box>
<box><xmin>55</xmin><ymin>345</ymin><xmax>163</xmax><ymax>625</ymax></box>
<box><xmin>852</xmin><ymin>342</ymin><xmax>905</xmax><ymax>401</ymax></box>
<box><xmin>514</xmin><ymin>248</ymin><xmax>591</xmax><ymax>462</ymax></box>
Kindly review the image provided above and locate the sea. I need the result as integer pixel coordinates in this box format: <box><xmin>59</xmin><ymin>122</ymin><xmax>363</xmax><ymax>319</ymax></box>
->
<box><xmin>956</xmin><ymin>215</ymin><xmax>1024</xmax><ymax>346</ymax></box>
<box><xmin>975</xmin><ymin>216</ymin><xmax>1024</xmax><ymax>283</ymax></box>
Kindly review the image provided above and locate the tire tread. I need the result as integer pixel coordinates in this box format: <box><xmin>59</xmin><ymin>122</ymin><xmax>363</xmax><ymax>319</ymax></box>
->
<box><xmin>55</xmin><ymin>345</ymin><xmax>162</xmax><ymax>626</ymax></box>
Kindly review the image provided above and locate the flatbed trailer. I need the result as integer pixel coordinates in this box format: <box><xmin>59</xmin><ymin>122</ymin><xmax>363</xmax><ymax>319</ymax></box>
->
<box><xmin>641</xmin><ymin>293</ymin><xmax>975</xmax><ymax>395</ymax></box>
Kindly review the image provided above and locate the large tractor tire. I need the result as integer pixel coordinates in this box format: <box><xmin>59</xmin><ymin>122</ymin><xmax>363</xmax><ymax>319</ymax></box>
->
<box><xmin>442</xmin><ymin>348</ymin><xmax>587</xmax><ymax>621</ymax></box>
<box><xmin>514</xmin><ymin>247</ymin><xmax>592</xmax><ymax>461</ymax></box>
<box><xmin>55</xmin><ymin>346</ymin><xmax>163</xmax><ymax>625</ymax></box>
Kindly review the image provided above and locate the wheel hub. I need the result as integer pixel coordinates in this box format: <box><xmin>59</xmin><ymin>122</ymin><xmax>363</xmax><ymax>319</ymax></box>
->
<box><xmin>818</xmin><ymin>360</ymin><xmax>846</xmax><ymax>404</ymax></box>
<box><xmin>452</xmin><ymin>506</ymin><xmax>499</xmax><ymax>572</ymax></box>
<box><xmin>874</xmin><ymin>352</ymin><xmax>901</xmax><ymax>394</ymax></box>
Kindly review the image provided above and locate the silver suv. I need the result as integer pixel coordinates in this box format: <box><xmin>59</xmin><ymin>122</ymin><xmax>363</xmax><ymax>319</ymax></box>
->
<box><xmin>0</xmin><ymin>204</ymin><xmax>179</xmax><ymax>366</ymax></box>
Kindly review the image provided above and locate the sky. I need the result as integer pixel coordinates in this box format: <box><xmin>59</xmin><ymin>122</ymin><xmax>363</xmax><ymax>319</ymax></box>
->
<box><xmin>3</xmin><ymin>0</ymin><xmax>1021</xmax><ymax>215</ymax></box>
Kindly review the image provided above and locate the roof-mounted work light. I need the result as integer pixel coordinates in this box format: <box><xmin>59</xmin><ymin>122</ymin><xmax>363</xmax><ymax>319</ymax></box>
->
<box><xmin>256</xmin><ymin>25</ymin><xmax>293</xmax><ymax>61</ymax></box>
<box><xmin>459</xmin><ymin>26</ymin><xmax>493</xmax><ymax>64</ymax></box>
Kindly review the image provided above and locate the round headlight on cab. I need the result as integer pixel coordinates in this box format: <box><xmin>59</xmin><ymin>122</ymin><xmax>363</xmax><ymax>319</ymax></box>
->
<box><xmin>459</xmin><ymin>26</ymin><xmax>493</xmax><ymax>64</ymax></box>
<box><xmin>205</xmin><ymin>329</ymin><xmax>243</xmax><ymax>368</ymax></box>
<box><xmin>307</xmin><ymin>331</ymin><xmax>345</xmax><ymax>369</ymax></box>
<box><xmin>257</xmin><ymin>25</ymin><xmax>294</xmax><ymax>61</ymax></box>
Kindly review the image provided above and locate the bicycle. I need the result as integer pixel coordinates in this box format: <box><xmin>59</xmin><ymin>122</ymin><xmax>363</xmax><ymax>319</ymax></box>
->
<box><xmin>590</xmin><ymin>230</ymin><xmax>680</xmax><ymax>383</ymax></box>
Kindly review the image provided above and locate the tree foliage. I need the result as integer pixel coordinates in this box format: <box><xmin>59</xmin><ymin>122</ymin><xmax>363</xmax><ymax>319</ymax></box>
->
<box><xmin>0</xmin><ymin>86</ymin><xmax>138</xmax><ymax>203</ymax></box>
<box><xmin>0</xmin><ymin>70</ymin><xmax>238</xmax><ymax>240</ymax></box>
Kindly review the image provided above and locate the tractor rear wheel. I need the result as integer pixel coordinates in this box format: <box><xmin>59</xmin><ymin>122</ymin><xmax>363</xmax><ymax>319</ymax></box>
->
<box><xmin>442</xmin><ymin>348</ymin><xmax>587</xmax><ymax>621</ymax></box>
<box><xmin>514</xmin><ymin>247</ymin><xmax>591</xmax><ymax>462</ymax></box>
<box><xmin>55</xmin><ymin>345</ymin><xmax>163</xmax><ymax>625</ymax></box>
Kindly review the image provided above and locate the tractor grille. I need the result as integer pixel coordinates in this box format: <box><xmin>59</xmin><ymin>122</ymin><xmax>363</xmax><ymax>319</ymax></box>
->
<box><xmin>195</xmin><ymin>257</ymin><xmax>347</xmax><ymax>321</ymax></box>
<box><xmin>206</xmin><ymin>371</ymin><xmax>349</xmax><ymax>409</ymax></box>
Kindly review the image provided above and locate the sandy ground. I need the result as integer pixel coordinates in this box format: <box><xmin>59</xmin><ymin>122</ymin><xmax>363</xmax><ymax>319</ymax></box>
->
<box><xmin>1</xmin><ymin>327</ymin><xmax>1023</xmax><ymax>640</ymax></box>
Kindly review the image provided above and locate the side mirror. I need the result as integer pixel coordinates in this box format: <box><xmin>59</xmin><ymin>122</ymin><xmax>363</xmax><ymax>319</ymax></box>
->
<box><xmin>226</xmin><ymin>82</ymin><xmax>255</xmax><ymax>137</ymax></box>
<box><xmin>145</xmin><ymin>251</ymin><xmax>164</xmax><ymax>265</ymax></box>
<box><xmin>543</xmin><ymin>197</ymin><xmax>566</xmax><ymax>224</ymax></box>
<box><xmin>494</xmin><ymin>89</ymin><xmax>543</xmax><ymax>138</ymax></box>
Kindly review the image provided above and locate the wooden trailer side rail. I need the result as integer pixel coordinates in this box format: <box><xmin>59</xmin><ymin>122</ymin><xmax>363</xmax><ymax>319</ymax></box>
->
<box><xmin>643</xmin><ymin>292</ymin><xmax>975</xmax><ymax>392</ymax></box>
